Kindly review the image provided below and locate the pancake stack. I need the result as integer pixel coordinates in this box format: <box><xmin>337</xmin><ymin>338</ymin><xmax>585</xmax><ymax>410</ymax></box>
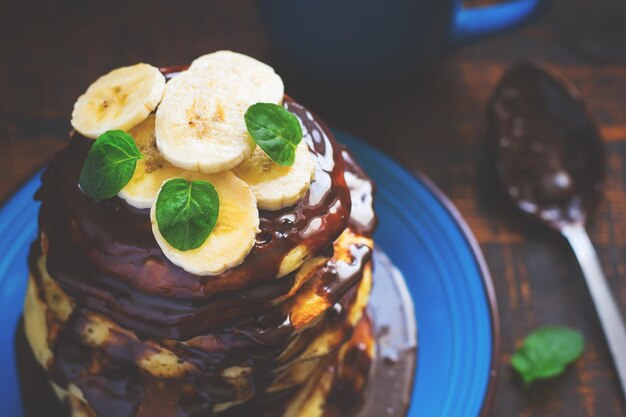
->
<box><xmin>21</xmin><ymin>53</ymin><xmax>377</xmax><ymax>417</ymax></box>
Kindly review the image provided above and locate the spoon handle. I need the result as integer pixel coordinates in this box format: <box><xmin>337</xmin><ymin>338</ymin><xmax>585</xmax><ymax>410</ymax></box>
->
<box><xmin>562</xmin><ymin>223</ymin><xmax>626</xmax><ymax>398</ymax></box>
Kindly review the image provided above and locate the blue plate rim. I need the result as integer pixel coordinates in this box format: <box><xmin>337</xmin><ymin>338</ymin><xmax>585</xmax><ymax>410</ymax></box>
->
<box><xmin>410</xmin><ymin>170</ymin><xmax>501</xmax><ymax>416</ymax></box>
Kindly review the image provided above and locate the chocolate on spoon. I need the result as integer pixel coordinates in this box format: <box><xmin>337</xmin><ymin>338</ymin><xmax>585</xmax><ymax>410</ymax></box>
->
<box><xmin>488</xmin><ymin>63</ymin><xmax>604</xmax><ymax>229</ymax></box>
<box><xmin>488</xmin><ymin>63</ymin><xmax>626</xmax><ymax>399</ymax></box>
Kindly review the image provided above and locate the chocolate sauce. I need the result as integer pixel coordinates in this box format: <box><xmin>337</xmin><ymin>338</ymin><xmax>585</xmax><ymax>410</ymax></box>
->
<box><xmin>35</xmin><ymin>94</ymin><xmax>364</xmax><ymax>339</ymax></box>
<box><xmin>39</xmin><ymin>98</ymin><xmax>351</xmax><ymax>301</ymax></box>
<box><xmin>488</xmin><ymin>64</ymin><xmax>604</xmax><ymax>229</ymax></box>
<box><xmin>19</xmin><ymin>64</ymin><xmax>412</xmax><ymax>417</ymax></box>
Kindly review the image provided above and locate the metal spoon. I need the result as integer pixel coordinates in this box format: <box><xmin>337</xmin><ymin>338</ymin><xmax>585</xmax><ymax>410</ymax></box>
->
<box><xmin>488</xmin><ymin>63</ymin><xmax>626</xmax><ymax>397</ymax></box>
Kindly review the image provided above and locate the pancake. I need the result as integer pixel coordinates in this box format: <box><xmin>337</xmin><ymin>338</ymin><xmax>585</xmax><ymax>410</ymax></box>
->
<box><xmin>23</xmin><ymin>255</ymin><xmax>374</xmax><ymax>417</ymax></box>
<box><xmin>18</xmin><ymin>311</ymin><xmax>375</xmax><ymax>417</ymax></box>
<box><xmin>20</xmin><ymin>62</ymin><xmax>385</xmax><ymax>417</ymax></box>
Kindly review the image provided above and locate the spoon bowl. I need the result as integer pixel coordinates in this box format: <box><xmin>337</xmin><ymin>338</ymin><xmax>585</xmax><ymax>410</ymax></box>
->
<box><xmin>488</xmin><ymin>63</ymin><xmax>605</xmax><ymax>230</ymax></box>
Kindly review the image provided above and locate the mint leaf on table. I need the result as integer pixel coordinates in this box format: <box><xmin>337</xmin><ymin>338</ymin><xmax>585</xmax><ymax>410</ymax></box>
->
<box><xmin>511</xmin><ymin>326</ymin><xmax>584</xmax><ymax>385</ymax></box>
<box><xmin>79</xmin><ymin>130</ymin><xmax>142</xmax><ymax>200</ymax></box>
<box><xmin>155</xmin><ymin>178</ymin><xmax>219</xmax><ymax>251</ymax></box>
<box><xmin>244</xmin><ymin>102</ymin><xmax>302</xmax><ymax>166</ymax></box>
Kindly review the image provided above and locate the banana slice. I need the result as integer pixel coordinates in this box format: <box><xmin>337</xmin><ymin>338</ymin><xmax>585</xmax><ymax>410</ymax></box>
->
<box><xmin>150</xmin><ymin>171</ymin><xmax>260</xmax><ymax>275</ymax></box>
<box><xmin>155</xmin><ymin>51</ymin><xmax>284</xmax><ymax>174</ymax></box>
<box><xmin>189</xmin><ymin>50</ymin><xmax>284</xmax><ymax>105</ymax></box>
<box><xmin>71</xmin><ymin>63</ymin><xmax>166</xmax><ymax>139</ymax></box>
<box><xmin>233</xmin><ymin>142</ymin><xmax>315</xmax><ymax>210</ymax></box>
<box><xmin>118</xmin><ymin>114</ymin><xmax>186</xmax><ymax>209</ymax></box>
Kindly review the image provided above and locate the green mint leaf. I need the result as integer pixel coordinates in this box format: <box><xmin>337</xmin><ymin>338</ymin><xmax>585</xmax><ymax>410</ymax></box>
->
<box><xmin>244</xmin><ymin>102</ymin><xmax>302</xmax><ymax>166</ymax></box>
<box><xmin>155</xmin><ymin>178</ymin><xmax>219</xmax><ymax>251</ymax></box>
<box><xmin>79</xmin><ymin>130</ymin><xmax>142</xmax><ymax>200</ymax></box>
<box><xmin>511</xmin><ymin>326</ymin><xmax>584</xmax><ymax>385</ymax></box>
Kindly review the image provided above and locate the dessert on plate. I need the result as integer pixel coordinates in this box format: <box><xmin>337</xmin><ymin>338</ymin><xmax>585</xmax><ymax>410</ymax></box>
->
<box><xmin>18</xmin><ymin>51</ymin><xmax>415</xmax><ymax>417</ymax></box>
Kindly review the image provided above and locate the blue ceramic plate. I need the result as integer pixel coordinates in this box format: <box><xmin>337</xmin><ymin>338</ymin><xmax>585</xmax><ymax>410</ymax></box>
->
<box><xmin>0</xmin><ymin>130</ymin><xmax>499</xmax><ymax>417</ymax></box>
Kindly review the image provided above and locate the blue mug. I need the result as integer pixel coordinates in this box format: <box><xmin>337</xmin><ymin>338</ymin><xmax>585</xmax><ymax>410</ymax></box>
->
<box><xmin>257</xmin><ymin>0</ymin><xmax>549</xmax><ymax>87</ymax></box>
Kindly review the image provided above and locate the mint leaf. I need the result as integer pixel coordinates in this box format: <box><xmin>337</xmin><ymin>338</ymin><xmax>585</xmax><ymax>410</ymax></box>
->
<box><xmin>155</xmin><ymin>178</ymin><xmax>219</xmax><ymax>251</ymax></box>
<box><xmin>511</xmin><ymin>326</ymin><xmax>584</xmax><ymax>385</ymax></box>
<box><xmin>244</xmin><ymin>103</ymin><xmax>302</xmax><ymax>166</ymax></box>
<box><xmin>79</xmin><ymin>130</ymin><xmax>142</xmax><ymax>200</ymax></box>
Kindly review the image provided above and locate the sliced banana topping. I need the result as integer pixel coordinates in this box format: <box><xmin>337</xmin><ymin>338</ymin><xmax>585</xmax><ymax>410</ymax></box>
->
<box><xmin>71</xmin><ymin>63</ymin><xmax>165</xmax><ymax>139</ymax></box>
<box><xmin>150</xmin><ymin>171</ymin><xmax>260</xmax><ymax>275</ymax></box>
<box><xmin>190</xmin><ymin>50</ymin><xmax>285</xmax><ymax>105</ymax></box>
<box><xmin>73</xmin><ymin>52</ymin><xmax>314</xmax><ymax>274</ymax></box>
<box><xmin>233</xmin><ymin>142</ymin><xmax>315</xmax><ymax>210</ymax></box>
<box><xmin>155</xmin><ymin>51</ymin><xmax>284</xmax><ymax>174</ymax></box>
<box><xmin>118</xmin><ymin>114</ymin><xmax>185</xmax><ymax>209</ymax></box>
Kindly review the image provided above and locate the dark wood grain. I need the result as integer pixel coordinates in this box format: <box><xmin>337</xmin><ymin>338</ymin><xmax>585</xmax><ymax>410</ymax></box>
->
<box><xmin>2</xmin><ymin>0</ymin><xmax>626</xmax><ymax>415</ymax></box>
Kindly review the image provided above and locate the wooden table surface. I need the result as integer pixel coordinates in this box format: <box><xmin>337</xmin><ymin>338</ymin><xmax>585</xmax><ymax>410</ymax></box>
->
<box><xmin>2</xmin><ymin>0</ymin><xmax>626</xmax><ymax>415</ymax></box>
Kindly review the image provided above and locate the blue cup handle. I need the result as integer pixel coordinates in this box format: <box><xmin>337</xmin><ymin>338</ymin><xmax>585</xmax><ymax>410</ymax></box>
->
<box><xmin>451</xmin><ymin>0</ymin><xmax>548</xmax><ymax>44</ymax></box>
